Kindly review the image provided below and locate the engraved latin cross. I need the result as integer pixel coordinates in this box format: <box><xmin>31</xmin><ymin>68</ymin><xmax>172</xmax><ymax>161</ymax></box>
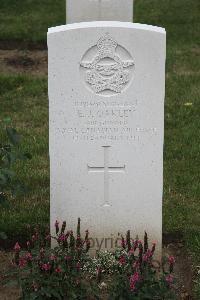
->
<box><xmin>88</xmin><ymin>146</ymin><xmax>125</xmax><ymax>207</ymax></box>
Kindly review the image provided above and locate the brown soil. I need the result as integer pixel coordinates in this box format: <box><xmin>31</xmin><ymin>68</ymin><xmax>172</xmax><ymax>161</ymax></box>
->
<box><xmin>2</xmin><ymin>49</ymin><xmax>199</xmax><ymax>79</ymax></box>
<box><xmin>163</xmin><ymin>244</ymin><xmax>193</xmax><ymax>299</ymax></box>
<box><xmin>0</xmin><ymin>49</ymin><xmax>47</xmax><ymax>76</ymax></box>
<box><xmin>0</xmin><ymin>252</ymin><xmax>20</xmax><ymax>300</ymax></box>
<box><xmin>0</xmin><ymin>40</ymin><xmax>46</xmax><ymax>51</ymax></box>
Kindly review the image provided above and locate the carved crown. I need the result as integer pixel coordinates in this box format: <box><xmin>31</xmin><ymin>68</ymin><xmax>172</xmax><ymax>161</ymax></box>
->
<box><xmin>97</xmin><ymin>33</ymin><xmax>117</xmax><ymax>55</ymax></box>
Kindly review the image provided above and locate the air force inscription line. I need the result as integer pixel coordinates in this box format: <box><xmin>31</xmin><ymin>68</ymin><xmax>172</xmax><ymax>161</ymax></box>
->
<box><xmin>88</xmin><ymin>146</ymin><xmax>125</xmax><ymax>207</ymax></box>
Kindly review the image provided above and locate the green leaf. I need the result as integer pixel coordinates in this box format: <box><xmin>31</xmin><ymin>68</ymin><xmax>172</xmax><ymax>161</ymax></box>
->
<box><xmin>1</xmin><ymin>168</ymin><xmax>15</xmax><ymax>178</ymax></box>
<box><xmin>6</xmin><ymin>127</ymin><xmax>21</xmax><ymax>146</ymax></box>
<box><xmin>17</xmin><ymin>152</ymin><xmax>32</xmax><ymax>161</ymax></box>
<box><xmin>7</xmin><ymin>152</ymin><xmax>17</xmax><ymax>165</ymax></box>
<box><xmin>0</xmin><ymin>172</ymin><xmax>8</xmax><ymax>185</ymax></box>
<box><xmin>23</xmin><ymin>152</ymin><xmax>32</xmax><ymax>159</ymax></box>
<box><xmin>50</xmin><ymin>290</ymin><xmax>62</xmax><ymax>299</ymax></box>
<box><xmin>0</xmin><ymin>192</ymin><xmax>7</xmax><ymax>204</ymax></box>
<box><xmin>28</xmin><ymin>293</ymin><xmax>39</xmax><ymax>300</ymax></box>
<box><xmin>4</xmin><ymin>279</ymin><xmax>18</xmax><ymax>287</ymax></box>
<box><xmin>0</xmin><ymin>193</ymin><xmax>9</xmax><ymax>208</ymax></box>
<box><xmin>3</xmin><ymin>144</ymin><xmax>12</xmax><ymax>152</ymax></box>
<box><xmin>0</xmin><ymin>231</ymin><xmax>7</xmax><ymax>239</ymax></box>
<box><xmin>3</xmin><ymin>117</ymin><xmax>11</xmax><ymax>124</ymax></box>
<box><xmin>11</xmin><ymin>182</ymin><xmax>28</xmax><ymax>196</ymax></box>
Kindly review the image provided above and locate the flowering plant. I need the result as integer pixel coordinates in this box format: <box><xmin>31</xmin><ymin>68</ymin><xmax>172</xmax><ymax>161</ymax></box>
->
<box><xmin>11</xmin><ymin>221</ymin><xmax>176</xmax><ymax>299</ymax></box>
<box><xmin>12</xmin><ymin>218</ymin><xmax>98</xmax><ymax>299</ymax></box>
<box><xmin>108</xmin><ymin>231</ymin><xmax>176</xmax><ymax>299</ymax></box>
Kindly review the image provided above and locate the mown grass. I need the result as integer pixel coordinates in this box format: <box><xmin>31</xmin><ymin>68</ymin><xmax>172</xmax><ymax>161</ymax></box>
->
<box><xmin>164</xmin><ymin>74</ymin><xmax>200</xmax><ymax>242</ymax></box>
<box><xmin>0</xmin><ymin>0</ymin><xmax>200</xmax><ymax>296</ymax></box>
<box><xmin>135</xmin><ymin>0</ymin><xmax>200</xmax><ymax>258</ymax></box>
<box><xmin>0</xmin><ymin>76</ymin><xmax>49</xmax><ymax>237</ymax></box>
<box><xmin>0</xmin><ymin>0</ymin><xmax>199</xmax><ymax>48</ymax></box>
<box><xmin>0</xmin><ymin>0</ymin><xmax>65</xmax><ymax>44</ymax></box>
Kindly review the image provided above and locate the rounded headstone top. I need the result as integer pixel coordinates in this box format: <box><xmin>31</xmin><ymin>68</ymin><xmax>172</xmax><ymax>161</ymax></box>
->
<box><xmin>48</xmin><ymin>21</ymin><xmax>166</xmax><ymax>35</ymax></box>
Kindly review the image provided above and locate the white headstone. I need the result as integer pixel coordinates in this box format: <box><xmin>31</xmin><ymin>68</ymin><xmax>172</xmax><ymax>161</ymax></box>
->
<box><xmin>66</xmin><ymin>0</ymin><xmax>134</xmax><ymax>23</ymax></box>
<box><xmin>48</xmin><ymin>22</ymin><xmax>166</xmax><ymax>256</ymax></box>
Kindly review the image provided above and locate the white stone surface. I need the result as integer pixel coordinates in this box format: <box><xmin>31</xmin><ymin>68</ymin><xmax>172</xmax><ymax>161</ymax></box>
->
<box><xmin>48</xmin><ymin>22</ymin><xmax>166</xmax><ymax>256</ymax></box>
<box><xmin>66</xmin><ymin>0</ymin><xmax>134</xmax><ymax>23</ymax></box>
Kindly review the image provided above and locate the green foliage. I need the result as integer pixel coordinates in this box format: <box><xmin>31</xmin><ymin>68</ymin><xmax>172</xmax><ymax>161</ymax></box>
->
<box><xmin>0</xmin><ymin>75</ymin><xmax>48</xmax><ymax>237</ymax></box>
<box><xmin>0</xmin><ymin>231</ymin><xmax>7</xmax><ymax>240</ymax></box>
<box><xmin>109</xmin><ymin>271</ymin><xmax>176</xmax><ymax>300</ymax></box>
<box><xmin>105</xmin><ymin>236</ymin><xmax>176</xmax><ymax>300</ymax></box>
<box><xmin>12</xmin><ymin>219</ymin><xmax>98</xmax><ymax>300</ymax></box>
<box><xmin>194</xmin><ymin>277</ymin><xmax>200</xmax><ymax>300</ymax></box>
<box><xmin>10</xmin><ymin>222</ymin><xmax>176</xmax><ymax>299</ymax></box>
<box><xmin>0</xmin><ymin>119</ymin><xmax>31</xmax><ymax>239</ymax></box>
<box><xmin>0</xmin><ymin>119</ymin><xmax>31</xmax><ymax>205</ymax></box>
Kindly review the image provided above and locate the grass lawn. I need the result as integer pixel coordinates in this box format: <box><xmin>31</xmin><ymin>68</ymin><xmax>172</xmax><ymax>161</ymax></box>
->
<box><xmin>0</xmin><ymin>0</ymin><xmax>200</xmax><ymax>296</ymax></box>
<box><xmin>0</xmin><ymin>76</ymin><xmax>49</xmax><ymax>238</ymax></box>
<box><xmin>0</xmin><ymin>0</ymin><xmax>65</xmax><ymax>45</ymax></box>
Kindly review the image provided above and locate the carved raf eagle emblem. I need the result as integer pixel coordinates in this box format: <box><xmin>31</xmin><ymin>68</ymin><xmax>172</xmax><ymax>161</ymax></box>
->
<box><xmin>80</xmin><ymin>33</ymin><xmax>134</xmax><ymax>95</ymax></box>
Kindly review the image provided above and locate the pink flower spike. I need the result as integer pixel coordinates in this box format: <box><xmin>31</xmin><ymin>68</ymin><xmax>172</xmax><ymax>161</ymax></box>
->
<box><xmin>45</xmin><ymin>234</ymin><xmax>51</xmax><ymax>241</ymax></box>
<box><xmin>25</xmin><ymin>252</ymin><xmax>32</xmax><ymax>261</ymax></box>
<box><xmin>55</xmin><ymin>267</ymin><xmax>62</xmax><ymax>273</ymax></box>
<box><xmin>121</xmin><ymin>237</ymin><xmax>126</xmax><ymax>249</ymax></box>
<box><xmin>165</xmin><ymin>274</ymin><xmax>174</xmax><ymax>285</ymax></box>
<box><xmin>32</xmin><ymin>235</ymin><xmax>36</xmax><ymax>242</ymax></box>
<box><xmin>19</xmin><ymin>258</ymin><xmax>27</xmax><ymax>268</ymax></box>
<box><xmin>42</xmin><ymin>263</ymin><xmax>51</xmax><ymax>271</ymax></box>
<box><xmin>143</xmin><ymin>254</ymin><xmax>148</xmax><ymax>262</ymax></box>
<box><xmin>76</xmin><ymin>262</ymin><xmax>81</xmax><ymax>271</ymax></box>
<box><xmin>151</xmin><ymin>241</ymin><xmax>156</xmax><ymax>253</ymax></box>
<box><xmin>50</xmin><ymin>254</ymin><xmax>57</xmax><ymax>261</ymax></box>
<box><xmin>143</xmin><ymin>249</ymin><xmax>153</xmax><ymax>262</ymax></box>
<box><xmin>133</xmin><ymin>261</ymin><xmax>139</xmax><ymax>270</ymax></box>
<box><xmin>119</xmin><ymin>255</ymin><xmax>126</xmax><ymax>265</ymax></box>
<box><xmin>133</xmin><ymin>240</ymin><xmax>139</xmax><ymax>251</ymax></box>
<box><xmin>55</xmin><ymin>220</ymin><xmax>59</xmax><ymax>227</ymax></box>
<box><xmin>128</xmin><ymin>248</ymin><xmax>135</xmax><ymax>255</ymax></box>
<box><xmin>14</xmin><ymin>242</ymin><xmax>21</xmax><ymax>252</ymax></box>
<box><xmin>130</xmin><ymin>272</ymin><xmax>140</xmax><ymax>291</ymax></box>
<box><xmin>58</xmin><ymin>234</ymin><xmax>66</xmax><ymax>242</ymax></box>
<box><xmin>168</xmin><ymin>256</ymin><xmax>175</xmax><ymax>265</ymax></box>
<box><xmin>55</xmin><ymin>220</ymin><xmax>59</xmax><ymax>234</ymax></box>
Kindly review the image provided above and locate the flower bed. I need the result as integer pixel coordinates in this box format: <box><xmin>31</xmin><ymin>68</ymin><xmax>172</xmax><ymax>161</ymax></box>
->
<box><xmin>10</xmin><ymin>219</ymin><xmax>176</xmax><ymax>299</ymax></box>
